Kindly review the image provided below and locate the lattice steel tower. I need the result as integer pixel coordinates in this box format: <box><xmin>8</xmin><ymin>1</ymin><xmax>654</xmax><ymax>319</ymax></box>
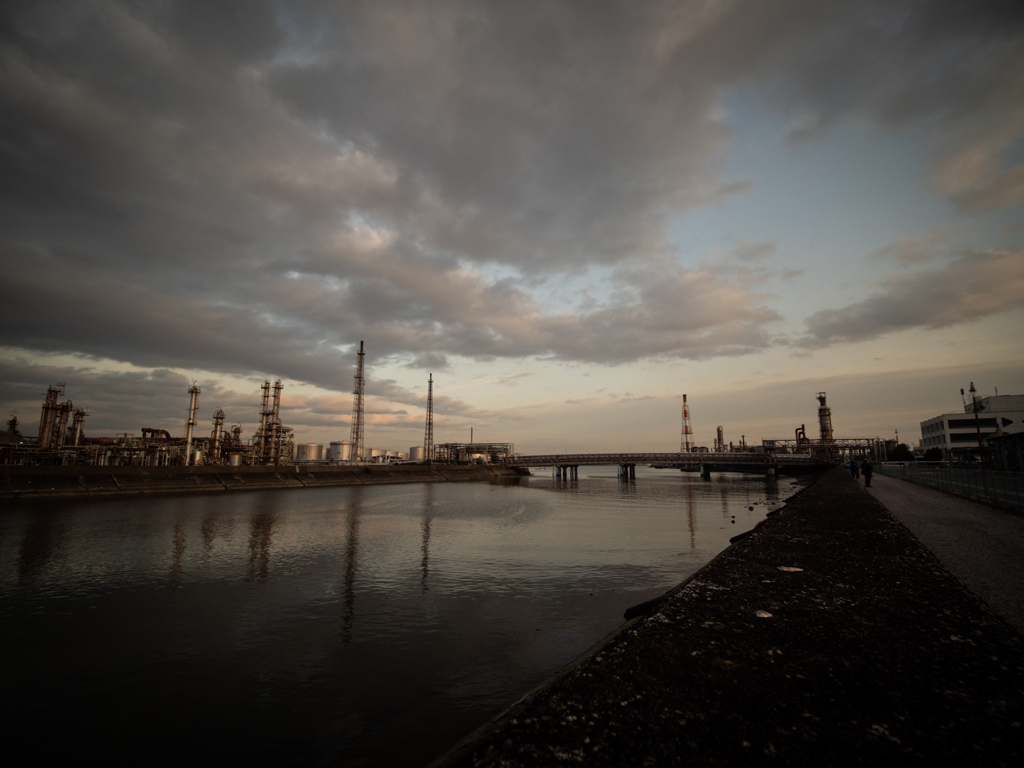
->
<box><xmin>423</xmin><ymin>373</ymin><xmax>434</xmax><ymax>464</ymax></box>
<box><xmin>349</xmin><ymin>341</ymin><xmax>365</xmax><ymax>463</ymax></box>
<box><xmin>680</xmin><ymin>393</ymin><xmax>693</xmax><ymax>452</ymax></box>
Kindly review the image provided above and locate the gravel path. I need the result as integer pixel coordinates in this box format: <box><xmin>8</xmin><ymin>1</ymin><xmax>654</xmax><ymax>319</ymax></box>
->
<box><xmin>430</xmin><ymin>468</ymin><xmax>1024</xmax><ymax>767</ymax></box>
<box><xmin>866</xmin><ymin>473</ymin><xmax>1024</xmax><ymax>634</ymax></box>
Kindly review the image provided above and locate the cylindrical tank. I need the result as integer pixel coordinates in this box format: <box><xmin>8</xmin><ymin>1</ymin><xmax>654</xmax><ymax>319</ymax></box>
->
<box><xmin>228</xmin><ymin>454</ymin><xmax>242</xmax><ymax>466</ymax></box>
<box><xmin>295</xmin><ymin>443</ymin><xmax>324</xmax><ymax>462</ymax></box>
<box><xmin>409</xmin><ymin>446</ymin><xmax>424</xmax><ymax>461</ymax></box>
<box><xmin>329</xmin><ymin>441</ymin><xmax>352</xmax><ymax>462</ymax></box>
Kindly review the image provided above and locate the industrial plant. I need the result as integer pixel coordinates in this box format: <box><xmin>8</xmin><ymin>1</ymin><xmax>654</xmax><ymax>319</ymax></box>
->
<box><xmin>0</xmin><ymin>336</ymin><xmax>921</xmax><ymax>472</ymax></box>
<box><xmin>0</xmin><ymin>341</ymin><xmax>514</xmax><ymax>468</ymax></box>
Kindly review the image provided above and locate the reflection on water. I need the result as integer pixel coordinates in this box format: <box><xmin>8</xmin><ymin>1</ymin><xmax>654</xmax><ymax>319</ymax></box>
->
<box><xmin>201</xmin><ymin>511</ymin><xmax>216</xmax><ymax>554</ymax></box>
<box><xmin>17</xmin><ymin>511</ymin><xmax>64</xmax><ymax>582</ymax></box>
<box><xmin>0</xmin><ymin>467</ymin><xmax>808</xmax><ymax>767</ymax></box>
<box><xmin>170</xmin><ymin>516</ymin><xmax>187</xmax><ymax>585</ymax></box>
<box><xmin>247</xmin><ymin>507</ymin><xmax>276</xmax><ymax>582</ymax></box>
<box><xmin>422</xmin><ymin>483</ymin><xmax>435</xmax><ymax>594</ymax></box>
<box><xmin>421</xmin><ymin>517</ymin><xmax>432</xmax><ymax>593</ymax></box>
<box><xmin>342</xmin><ymin>508</ymin><xmax>359</xmax><ymax>644</ymax></box>
<box><xmin>686</xmin><ymin>483</ymin><xmax>696</xmax><ymax>549</ymax></box>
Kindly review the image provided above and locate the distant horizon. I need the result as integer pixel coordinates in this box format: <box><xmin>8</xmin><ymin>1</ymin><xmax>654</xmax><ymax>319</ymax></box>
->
<box><xmin>8</xmin><ymin>358</ymin><xmax>1020</xmax><ymax>454</ymax></box>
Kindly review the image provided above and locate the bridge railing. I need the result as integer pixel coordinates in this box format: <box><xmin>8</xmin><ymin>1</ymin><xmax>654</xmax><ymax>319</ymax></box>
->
<box><xmin>875</xmin><ymin>463</ymin><xmax>1024</xmax><ymax>513</ymax></box>
<box><xmin>508</xmin><ymin>452</ymin><xmax>818</xmax><ymax>467</ymax></box>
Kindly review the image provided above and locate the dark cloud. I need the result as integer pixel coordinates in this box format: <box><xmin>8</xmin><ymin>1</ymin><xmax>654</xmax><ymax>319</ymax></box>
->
<box><xmin>799</xmin><ymin>250</ymin><xmax>1024</xmax><ymax>347</ymax></box>
<box><xmin>0</xmin><ymin>356</ymin><xmax>255</xmax><ymax>436</ymax></box>
<box><xmin>0</xmin><ymin>0</ymin><xmax>1021</xmax><ymax>390</ymax></box>
<box><xmin>763</xmin><ymin>1</ymin><xmax>1024</xmax><ymax>210</ymax></box>
<box><xmin>403</xmin><ymin>352</ymin><xmax>451</xmax><ymax>371</ymax></box>
<box><xmin>0</xmin><ymin>355</ymin><xmax>459</xmax><ymax>439</ymax></box>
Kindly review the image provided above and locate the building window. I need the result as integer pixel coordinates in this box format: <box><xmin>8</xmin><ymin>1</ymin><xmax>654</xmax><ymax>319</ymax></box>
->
<box><xmin>947</xmin><ymin>418</ymin><xmax>998</xmax><ymax>429</ymax></box>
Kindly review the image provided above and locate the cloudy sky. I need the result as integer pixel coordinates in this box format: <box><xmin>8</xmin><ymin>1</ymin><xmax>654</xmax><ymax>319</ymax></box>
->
<box><xmin>2</xmin><ymin>0</ymin><xmax>1023</xmax><ymax>453</ymax></box>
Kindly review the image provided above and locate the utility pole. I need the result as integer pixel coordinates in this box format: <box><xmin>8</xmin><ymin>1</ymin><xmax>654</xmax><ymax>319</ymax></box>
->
<box><xmin>970</xmin><ymin>382</ymin><xmax>987</xmax><ymax>468</ymax></box>
<box><xmin>349</xmin><ymin>342</ymin><xmax>365</xmax><ymax>464</ymax></box>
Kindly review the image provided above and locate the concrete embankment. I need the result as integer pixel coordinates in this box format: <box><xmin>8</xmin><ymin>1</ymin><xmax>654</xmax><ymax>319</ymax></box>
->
<box><xmin>0</xmin><ymin>463</ymin><xmax>526</xmax><ymax>500</ymax></box>
<box><xmin>430</xmin><ymin>467</ymin><xmax>1024</xmax><ymax>767</ymax></box>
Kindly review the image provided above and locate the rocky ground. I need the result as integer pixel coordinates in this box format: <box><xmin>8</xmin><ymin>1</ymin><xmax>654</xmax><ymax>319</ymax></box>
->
<box><xmin>429</xmin><ymin>467</ymin><xmax>1024</xmax><ymax>766</ymax></box>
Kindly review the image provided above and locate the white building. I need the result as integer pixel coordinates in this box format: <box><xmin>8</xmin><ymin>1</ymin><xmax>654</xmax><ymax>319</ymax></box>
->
<box><xmin>920</xmin><ymin>394</ymin><xmax>1024</xmax><ymax>461</ymax></box>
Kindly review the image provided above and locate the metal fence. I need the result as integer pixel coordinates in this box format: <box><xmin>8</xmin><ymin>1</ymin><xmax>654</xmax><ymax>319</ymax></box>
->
<box><xmin>875</xmin><ymin>463</ymin><xmax>1024</xmax><ymax>513</ymax></box>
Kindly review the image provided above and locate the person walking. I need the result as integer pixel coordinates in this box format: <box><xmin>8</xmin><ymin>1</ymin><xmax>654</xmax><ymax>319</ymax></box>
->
<box><xmin>861</xmin><ymin>460</ymin><xmax>873</xmax><ymax>488</ymax></box>
<box><xmin>851</xmin><ymin>461</ymin><xmax>860</xmax><ymax>480</ymax></box>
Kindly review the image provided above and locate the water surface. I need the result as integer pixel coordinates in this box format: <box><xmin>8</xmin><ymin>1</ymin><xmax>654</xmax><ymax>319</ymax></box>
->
<box><xmin>1</xmin><ymin>467</ymin><xmax>804</xmax><ymax>766</ymax></box>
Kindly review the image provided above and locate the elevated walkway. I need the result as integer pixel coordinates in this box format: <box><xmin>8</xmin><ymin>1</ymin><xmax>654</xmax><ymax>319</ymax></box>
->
<box><xmin>867</xmin><ymin>472</ymin><xmax>1024</xmax><ymax>633</ymax></box>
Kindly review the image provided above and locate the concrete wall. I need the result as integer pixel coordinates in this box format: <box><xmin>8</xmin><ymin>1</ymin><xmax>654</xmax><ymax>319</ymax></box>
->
<box><xmin>1</xmin><ymin>463</ymin><xmax>526</xmax><ymax>500</ymax></box>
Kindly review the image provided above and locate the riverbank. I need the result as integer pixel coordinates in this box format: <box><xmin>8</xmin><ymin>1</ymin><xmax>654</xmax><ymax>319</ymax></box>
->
<box><xmin>430</xmin><ymin>467</ymin><xmax>1024</xmax><ymax>766</ymax></box>
<box><xmin>0</xmin><ymin>463</ymin><xmax>526</xmax><ymax>499</ymax></box>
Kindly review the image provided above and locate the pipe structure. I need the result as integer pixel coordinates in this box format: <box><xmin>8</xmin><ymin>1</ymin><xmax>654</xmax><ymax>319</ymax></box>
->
<box><xmin>183</xmin><ymin>383</ymin><xmax>200</xmax><ymax>465</ymax></box>
<box><xmin>54</xmin><ymin>402</ymin><xmax>72</xmax><ymax>450</ymax></box>
<box><xmin>816</xmin><ymin>392</ymin><xmax>834</xmax><ymax>443</ymax></box>
<box><xmin>37</xmin><ymin>383</ymin><xmax>64</xmax><ymax>450</ymax></box>
<box><xmin>349</xmin><ymin>341</ymin><xmax>365</xmax><ymax>464</ymax></box>
<box><xmin>211</xmin><ymin>409</ymin><xmax>225</xmax><ymax>461</ymax></box>
<box><xmin>795</xmin><ymin>424</ymin><xmax>808</xmax><ymax>446</ymax></box>
<box><xmin>424</xmin><ymin>372</ymin><xmax>434</xmax><ymax>465</ymax></box>
<box><xmin>271</xmin><ymin>380</ymin><xmax>283</xmax><ymax>465</ymax></box>
<box><xmin>257</xmin><ymin>380</ymin><xmax>271</xmax><ymax>462</ymax></box>
<box><xmin>69</xmin><ymin>408</ymin><xmax>87</xmax><ymax>447</ymax></box>
<box><xmin>715</xmin><ymin>426</ymin><xmax>724</xmax><ymax>453</ymax></box>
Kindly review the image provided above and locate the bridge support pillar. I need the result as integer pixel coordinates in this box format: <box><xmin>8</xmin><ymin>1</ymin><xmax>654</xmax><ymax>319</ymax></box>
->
<box><xmin>618</xmin><ymin>464</ymin><xmax>635</xmax><ymax>479</ymax></box>
<box><xmin>700</xmin><ymin>464</ymin><xmax>711</xmax><ymax>481</ymax></box>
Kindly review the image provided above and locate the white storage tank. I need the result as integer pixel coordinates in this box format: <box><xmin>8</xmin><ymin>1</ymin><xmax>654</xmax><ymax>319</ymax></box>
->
<box><xmin>329</xmin><ymin>441</ymin><xmax>352</xmax><ymax>462</ymax></box>
<box><xmin>409</xmin><ymin>446</ymin><xmax>424</xmax><ymax>461</ymax></box>
<box><xmin>295</xmin><ymin>443</ymin><xmax>324</xmax><ymax>462</ymax></box>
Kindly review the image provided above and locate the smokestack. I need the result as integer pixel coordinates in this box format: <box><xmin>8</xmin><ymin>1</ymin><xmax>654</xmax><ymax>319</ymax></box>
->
<box><xmin>271</xmin><ymin>380</ymin><xmax>283</xmax><ymax>465</ymax></box>
<box><xmin>258</xmin><ymin>380</ymin><xmax>270</xmax><ymax>462</ymax></box>
<box><xmin>183</xmin><ymin>383</ymin><xmax>201</xmax><ymax>465</ymax></box>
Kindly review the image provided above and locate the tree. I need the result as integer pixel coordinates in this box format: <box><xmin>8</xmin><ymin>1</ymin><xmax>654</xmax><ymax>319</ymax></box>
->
<box><xmin>889</xmin><ymin>443</ymin><xmax>915</xmax><ymax>462</ymax></box>
<box><xmin>923</xmin><ymin>447</ymin><xmax>943</xmax><ymax>461</ymax></box>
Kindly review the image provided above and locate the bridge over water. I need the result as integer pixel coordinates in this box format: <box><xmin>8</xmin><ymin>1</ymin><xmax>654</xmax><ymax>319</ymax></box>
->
<box><xmin>508</xmin><ymin>451</ymin><xmax>823</xmax><ymax>478</ymax></box>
